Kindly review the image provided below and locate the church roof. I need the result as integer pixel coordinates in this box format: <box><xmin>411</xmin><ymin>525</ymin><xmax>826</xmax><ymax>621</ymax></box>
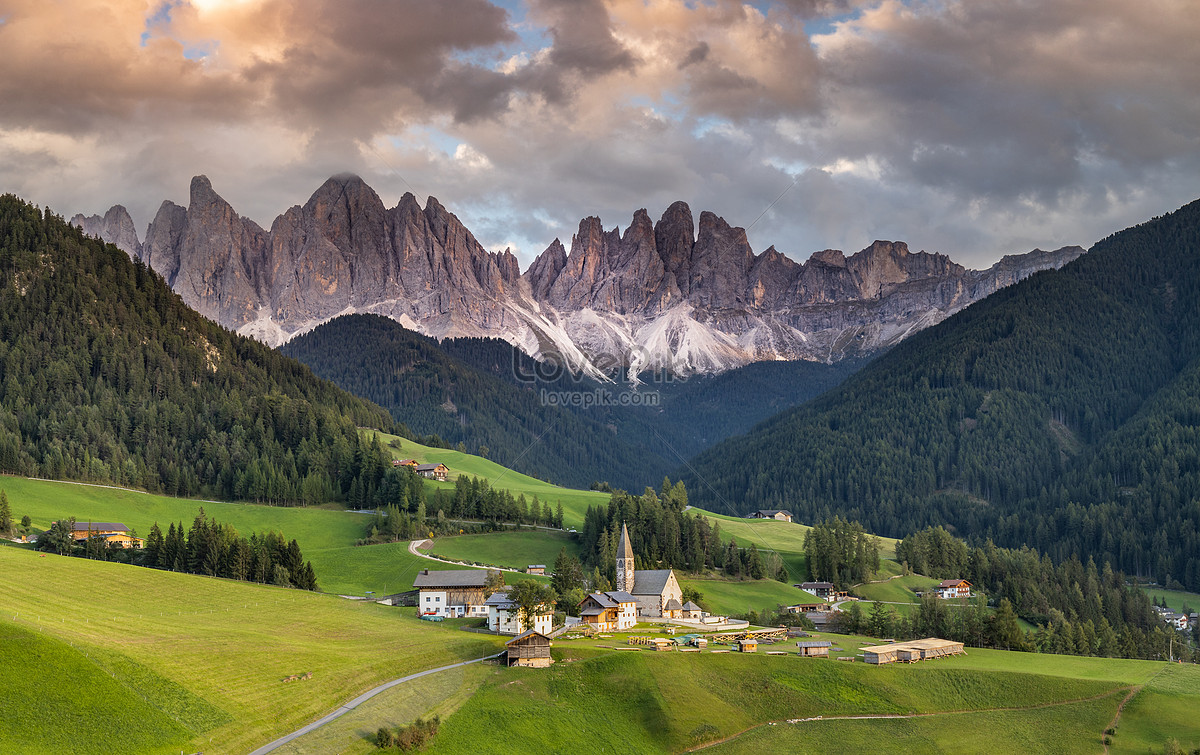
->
<box><xmin>632</xmin><ymin>569</ymin><xmax>675</xmax><ymax>596</ymax></box>
<box><xmin>617</xmin><ymin>521</ymin><xmax>634</xmax><ymax>562</ymax></box>
<box><xmin>682</xmin><ymin>601</ymin><xmax>701</xmax><ymax>611</ymax></box>
<box><xmin>664</xmin><ymin>598</ymin><xmax>683</xmax><ymax>611</ymax></box>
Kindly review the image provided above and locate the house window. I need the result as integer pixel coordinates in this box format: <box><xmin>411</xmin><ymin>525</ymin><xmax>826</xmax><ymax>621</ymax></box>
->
<box><xmin>436</xmin><ymin>597</ymin><xmax>441</xmax><ymax>602</ymax></box>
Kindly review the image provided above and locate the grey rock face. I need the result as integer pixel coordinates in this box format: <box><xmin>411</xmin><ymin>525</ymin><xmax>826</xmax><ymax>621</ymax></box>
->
<box><xmin>70</xmin><ymin>205</ymin><xmax>141</xmax><ymax>258</ymax></box>
<box><xmin>82</xmin><ymin>176</ymin><xmax>1085</xmax><ymax>375</ymax></box>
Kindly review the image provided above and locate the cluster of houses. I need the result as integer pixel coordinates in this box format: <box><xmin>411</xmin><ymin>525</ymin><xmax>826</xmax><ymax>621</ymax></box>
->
<box><xmin>1153</xmin><ymin>604</ymin><xmax>1198</xmax><ymax>632</ymax></box>
<box><xmin>392</xmin><ymin>459</ymin><xmax>450</xmax><ymax>482</ymax></box>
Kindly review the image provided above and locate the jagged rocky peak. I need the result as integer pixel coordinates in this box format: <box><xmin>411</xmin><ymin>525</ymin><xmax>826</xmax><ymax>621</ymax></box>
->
<box><xmin>525</xmin><ymin>238</ymin><xmax>568</xmax><ymax>300</ymax></box>
<box><xmin>72</xmin><ymin>174</ymin><xmax>1087</xmax><ymax>375</ymax></box>
<box><xmin>70</xmin><ymin>204</ymin><xmax>141</xmax><ymax>258</ymax></box>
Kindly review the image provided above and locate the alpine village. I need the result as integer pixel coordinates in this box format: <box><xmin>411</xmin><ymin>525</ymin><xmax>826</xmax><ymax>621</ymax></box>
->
<box><xmin>4</xmin><ymin>2</ymin><xmax>1200</xmax><ymax>754</ymax></box>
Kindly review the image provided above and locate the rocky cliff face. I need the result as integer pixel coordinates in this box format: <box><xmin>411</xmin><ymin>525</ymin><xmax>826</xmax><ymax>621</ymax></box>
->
<box><xmin>70</xmin><ymin>205</ymin><xmax>141</xmax><ymax>258</ymax></box>
<box><xmin>74</xmin><ymin>176</ymin><xmax>1085</xmax><ymax>377</ymax></box>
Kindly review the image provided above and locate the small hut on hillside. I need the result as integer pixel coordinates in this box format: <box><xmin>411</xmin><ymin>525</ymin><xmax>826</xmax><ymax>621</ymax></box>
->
<box><xmin>505</xmin><ymin>630</ymin><xmax>553</xmax><ymax>668</ymax></box>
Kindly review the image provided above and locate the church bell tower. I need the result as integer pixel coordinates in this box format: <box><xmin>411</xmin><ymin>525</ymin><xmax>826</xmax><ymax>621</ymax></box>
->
<box><xmin>616</xmin><ymin>521</ymin><xmax>635</xmax><ymax>593</ymax></box>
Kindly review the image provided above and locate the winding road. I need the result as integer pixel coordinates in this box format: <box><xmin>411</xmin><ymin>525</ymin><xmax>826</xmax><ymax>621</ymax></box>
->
<box><xmin>247</xmin><ymin>653</ymin><xmax>502</xmax><ymax>755</ymax></box>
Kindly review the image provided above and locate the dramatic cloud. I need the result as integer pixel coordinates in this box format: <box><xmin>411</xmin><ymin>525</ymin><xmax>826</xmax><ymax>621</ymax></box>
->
<box><xmin>2</xmin><ymin>0</ymin><xmax>1198</xmax><ymax>270</ymax></box>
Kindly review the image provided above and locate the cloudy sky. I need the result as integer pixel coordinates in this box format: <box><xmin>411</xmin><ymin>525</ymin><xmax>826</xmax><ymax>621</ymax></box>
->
<box><xmin>2</xmin><ymin>0</ymin><xmax>1198</xmax><ymax>269</ymax></box>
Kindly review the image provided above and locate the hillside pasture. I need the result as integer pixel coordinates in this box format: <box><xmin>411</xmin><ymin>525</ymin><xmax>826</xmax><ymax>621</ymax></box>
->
<box><xmin>0</xmin><ymin>546</ymin><xmax>501</xmax><ymax>754</ymax></box>
<box><xmin>678</xmin><ymin>577</ymin><xmax>813</xmax><ymax>617</ymax></box>
<box><xmin>0</xmin><ymin>476</ymin><xmax>485</xmax><ymax>597</ymax></box>
<box><xmin>371</xmin><ymin>432</ymin><xmax>610</xmax><ymax>527</ymax></box>
<box><xmin>426</xmin><ymin>529</ymin><xmax>582</xmax><ymax>572</ymax></box>
<box><xmin>421</xmin><ymin>645</ymin><xmax>1131</xmax><ymax>754</ymax></box>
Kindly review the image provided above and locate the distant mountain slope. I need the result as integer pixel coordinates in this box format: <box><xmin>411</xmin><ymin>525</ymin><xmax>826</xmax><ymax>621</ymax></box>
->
<box><xmin>77</xmin><ymin>174</ymin><xmax>1082</xmax><ymax>376</ymax></box>
<box><xmin>0</xmin><ymin>194</ymin><xmax>396</xmax><ymax>502</ymax></box>
<box><xmin>280</xmin><ymin>313</ymin><xmax>673</xmax><ymax>489</ymax></box>
<box><xmin>684</xmin><ymin>198</ymin><xmax>1200</xmax><ymax>590</ymax></box>
<box><xmin>282</xmin><ymin>314</ymin><xmax>864</xmax><ymax>489</ymax></box>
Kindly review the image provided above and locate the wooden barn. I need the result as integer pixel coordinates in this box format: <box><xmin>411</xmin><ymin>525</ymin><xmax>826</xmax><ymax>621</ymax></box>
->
<box><xmin>738</xmin><ymin>638</ymin><xmax>758</xmax><ymax>653</ymax></box>
<box><xmin>861</xmin><ymin>638</ymin><xmax>965</xmax><ymax>665</ymax></box>
<box><xmin>795</xmin><ymin>640</ymin><xmax>832</xmax><ymax>657</ymax></box>
<box><xmin>505</xmin><ymin>630</ymin><xmax>553</xmax><ymax>668</ymax></box>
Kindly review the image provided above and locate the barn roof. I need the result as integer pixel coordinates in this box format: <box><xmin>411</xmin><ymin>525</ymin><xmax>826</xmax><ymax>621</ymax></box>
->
<box><xmin>796</xmin><ymin>641</ymin><xmax>832</xmax><ymax>648</ymax></box>
<box><xmin>69</xmin><ymin>522</ymin><xmax>129</xmax><ymax>532</ymax></box>
<box><xmin>937</xmin><ymin>579</ymin><xmax>970</xmax><ymax>588</ymax></box>
<box><xmin>484</xmin><ymin>591</ymin><xmax>514</xmax><ymax>607</ymax></box>
<box><xmin>632</xmin><ymin>570</ymin><xmax>674</xmax><ymax>596</ymax></box>
<box><xmin>505</xmin><ymin>629</ymin><xmax>550</xmax><ymax>646</ymax></box>
<box><xmin>412</xmin><ymin>569</ymin><xmax>492</xmax><ymax>589</ymax></box>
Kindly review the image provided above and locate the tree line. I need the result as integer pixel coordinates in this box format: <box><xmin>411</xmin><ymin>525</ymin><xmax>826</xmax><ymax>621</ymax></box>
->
<box><xmin>0</xmin><ymin>195</ymin><xmax>404</xmax><ymax>507</ymax></box>
<box><xmin>577</xmin><ymin>480</ymin><xmax>788</xmax><ymax>583</ymax></box>
<box><xmin>685</xmin><ymin>196</ymin><xmax>1200</xmax><ymax>592</ymax></box>
<box><xmin>37</xmin><ymin>508</ymin><xmax>318</xmax><ymax>591</ymax></box>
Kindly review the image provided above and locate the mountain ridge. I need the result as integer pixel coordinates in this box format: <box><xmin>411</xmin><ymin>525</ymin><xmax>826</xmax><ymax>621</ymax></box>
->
<box><xmin>73</xmin><ymin>175</ymin><xmax>1083</xmax><ymax>376</ymax></box>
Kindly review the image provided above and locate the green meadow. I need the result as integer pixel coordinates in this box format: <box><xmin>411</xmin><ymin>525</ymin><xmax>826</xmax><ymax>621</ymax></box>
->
<box><xmin>419</xmin><ymin>643</ymin><xmax>1146</xmax><ymax>754</ymax></box>
<box><xmin>0</xmin><ymin>546</ymin><xmax>502</xmax><ymax>754</ymax></box>
<box><xmin>1140</xmin><ymin>585</ymin><xmax>1200</xmax><ymax>614</ymax></box>
<box><xmin>426</xmin><ymin>529</ymin><xmax>582</xmax><ymax>571</ymax></box>
<box><xmin>679</xmin><ymin>577</ymin><xmax>811</xmax><ymax>617</ymax></box>
<box><xmin>372</xmin><ymin>431</ymin><xmax>610</xmax><ymax>527</ymax></box>
<box><xmin>852</xmin><ymin>574</ymin><xmax>937</xmax><ymax>604</ymax></box>
<box><xmin>0</xmin><ymin>475</ymin><xmax>481</xmax><ymax>597</ymax></box>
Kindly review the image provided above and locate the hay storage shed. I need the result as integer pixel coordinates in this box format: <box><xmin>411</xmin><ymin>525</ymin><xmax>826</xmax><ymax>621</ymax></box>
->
<box><xmin>505</xmin><ymin>630</ymin><xmax>553</xmax><ymax>668</ymax></box>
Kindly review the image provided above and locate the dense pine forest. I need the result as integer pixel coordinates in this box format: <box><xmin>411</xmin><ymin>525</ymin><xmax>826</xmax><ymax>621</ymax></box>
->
<box><xmin>282</xmin><ymin>314</ymin><xmax>862</xmax><ymax>490</ymax></box>
<box><xmin>281</xmin><ymin>314</ymin><xmax>671</xmax><ymax>489</ymax></box>
<box><xmin>685</xmin><ymin>198</ymin><xmax>1200</xmax><ymax>590</ymax></box>
<box><xmin>0</xmin><ymin>195</ymin><xmax>399</xmax><ymax>504</ymax></box>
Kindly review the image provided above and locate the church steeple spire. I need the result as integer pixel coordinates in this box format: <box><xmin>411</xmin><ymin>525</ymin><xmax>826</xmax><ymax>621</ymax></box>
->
<box><xmin>616</xmin><ymin>521</ymin><xmax>634</xmax><ymax>593</ymax></box>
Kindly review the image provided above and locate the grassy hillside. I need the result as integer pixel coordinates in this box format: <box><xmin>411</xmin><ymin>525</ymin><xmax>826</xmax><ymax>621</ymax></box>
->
<box><xmin>1141</xmin><ymin>585</ymin><xmax>1200</xmax><ymax>614</ymax></box>
<box><xmin>0</xmin><ymin>546</ymin><xmax>501</xmax><ymax>754</ymax></box>
<box><xmin>427</xmin><ymin>530</ymin><xmax>582</xmax><ymax>571</ymax></box>
<box><xmin>0</xmin><ymin>621</ymin><xmax>194</xmax><ymax>755</ymax></box>
<box><xmin>678</xmin><ymin>577</ymin><xmax>812</xmax><ymax>616</ymax></box>
<box><xmin>0</xmin><ymin>195</ymin><xmax>395</xmax><ymax>504</ymax></box>
<box><xmin>0</xmin><ymin>475</ymin><xmax>479</xmax><ymax>597</ymax></box>
<box><xmin>372</xmin><ymin>430</ymin><xmax>610</xmax><ymax>528</ymax></box>
<box><xmin>420</xmin><ymin>642</ymin><xmax>1159</xmax><ymax>754</ymax></box>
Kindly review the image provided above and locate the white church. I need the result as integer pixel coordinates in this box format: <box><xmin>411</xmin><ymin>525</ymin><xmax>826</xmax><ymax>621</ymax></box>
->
<box><xmin>615</xmin><ymin>522</ymin><xmax>684</xmax><ymax>619</ymax></box>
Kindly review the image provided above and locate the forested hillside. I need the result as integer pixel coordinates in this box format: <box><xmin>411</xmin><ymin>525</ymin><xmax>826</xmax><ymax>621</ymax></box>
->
<box><xmin>685</xmin><ymin>198</ymin><xmax>1200</xmax><ymax>590</ymax></box>
<box><xmin>0</xmin><ymin>195</ymin><xmax>397</xmax><ymax>503</ymax></box>
<box><xmin>283</xmin><ymin>314</ymin><xmax>862</xmax><ymax>489</ymax></box>
<box><xmin>281</xmin><ymin>314</ymin><xmax>673</xmax><ymax>489</ymax></box>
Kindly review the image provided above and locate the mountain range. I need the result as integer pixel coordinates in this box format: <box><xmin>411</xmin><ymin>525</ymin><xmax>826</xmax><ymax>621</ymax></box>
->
<box><xmin>73</xmin><ymin>175</ymin><xmax>1082</xmax><ymax>377</ymax></box>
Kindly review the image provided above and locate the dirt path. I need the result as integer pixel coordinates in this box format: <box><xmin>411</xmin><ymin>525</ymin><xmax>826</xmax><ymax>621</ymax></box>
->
<box><xmin>684</xmin><ymin>686</ymin><xmax>1132</xmax><ymax>752</ymax></box>
<box><xmin>1101</xmin><ymin>666</ymin><xmax>1167</xmax><ymax>754</ymax></box>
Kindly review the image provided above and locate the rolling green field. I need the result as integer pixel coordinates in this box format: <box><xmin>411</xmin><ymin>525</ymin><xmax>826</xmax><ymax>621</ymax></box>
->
<box><xmin>419</xmin><ymin>644</ymin><xmax>1139</xmax><ymax>754</ymax></box>
<box><xmin>701</xmin><ymin>695</ymin><xmax>1121</xmax><ymax>755</ymax></box>
<box><xmin>427</xmin><ymin>529</ymin><xmax>582</xmax><ymax>571</ymax></box>
<box><xmin>852</xmin><ymin>575</ymin><xmax>937</xmax><ymax>604</ymax></box>
<box><xmin>372</xmin><ymin>431</ymin><xmax>610</xmax><ymax>527</ymax></box>
<box><xmin>0</xmin><ymin>475</ymin><xmax>481</xmax><ymax>597</ymax></box>
<box><xmin>274</xmin><ymin>664</ymin><xmax>492</xmax><ymax>755</ymax></box>
<box><xmin>678</xmin><ymin>577</ymin><xmax>812</xmax><ymax>617</ymax></box>
<box><xmin>0</xmin><ymin>620</ymin><xmax>195</xmax><ymax>755</ymax></box>
<box><xmin>1141</xmin><ymin>586</ymin><xmax>1200</xmax><ymax>614</ymax></box>
<box><xmin>0</xmin><ymin>546</ymin><xmax>502</xmax><ymax>754</ymax></box>
<box><xmin>1111</xmin><ymin>664</ymin><xmax>1200</xmax><ymax>753</ymax></box>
